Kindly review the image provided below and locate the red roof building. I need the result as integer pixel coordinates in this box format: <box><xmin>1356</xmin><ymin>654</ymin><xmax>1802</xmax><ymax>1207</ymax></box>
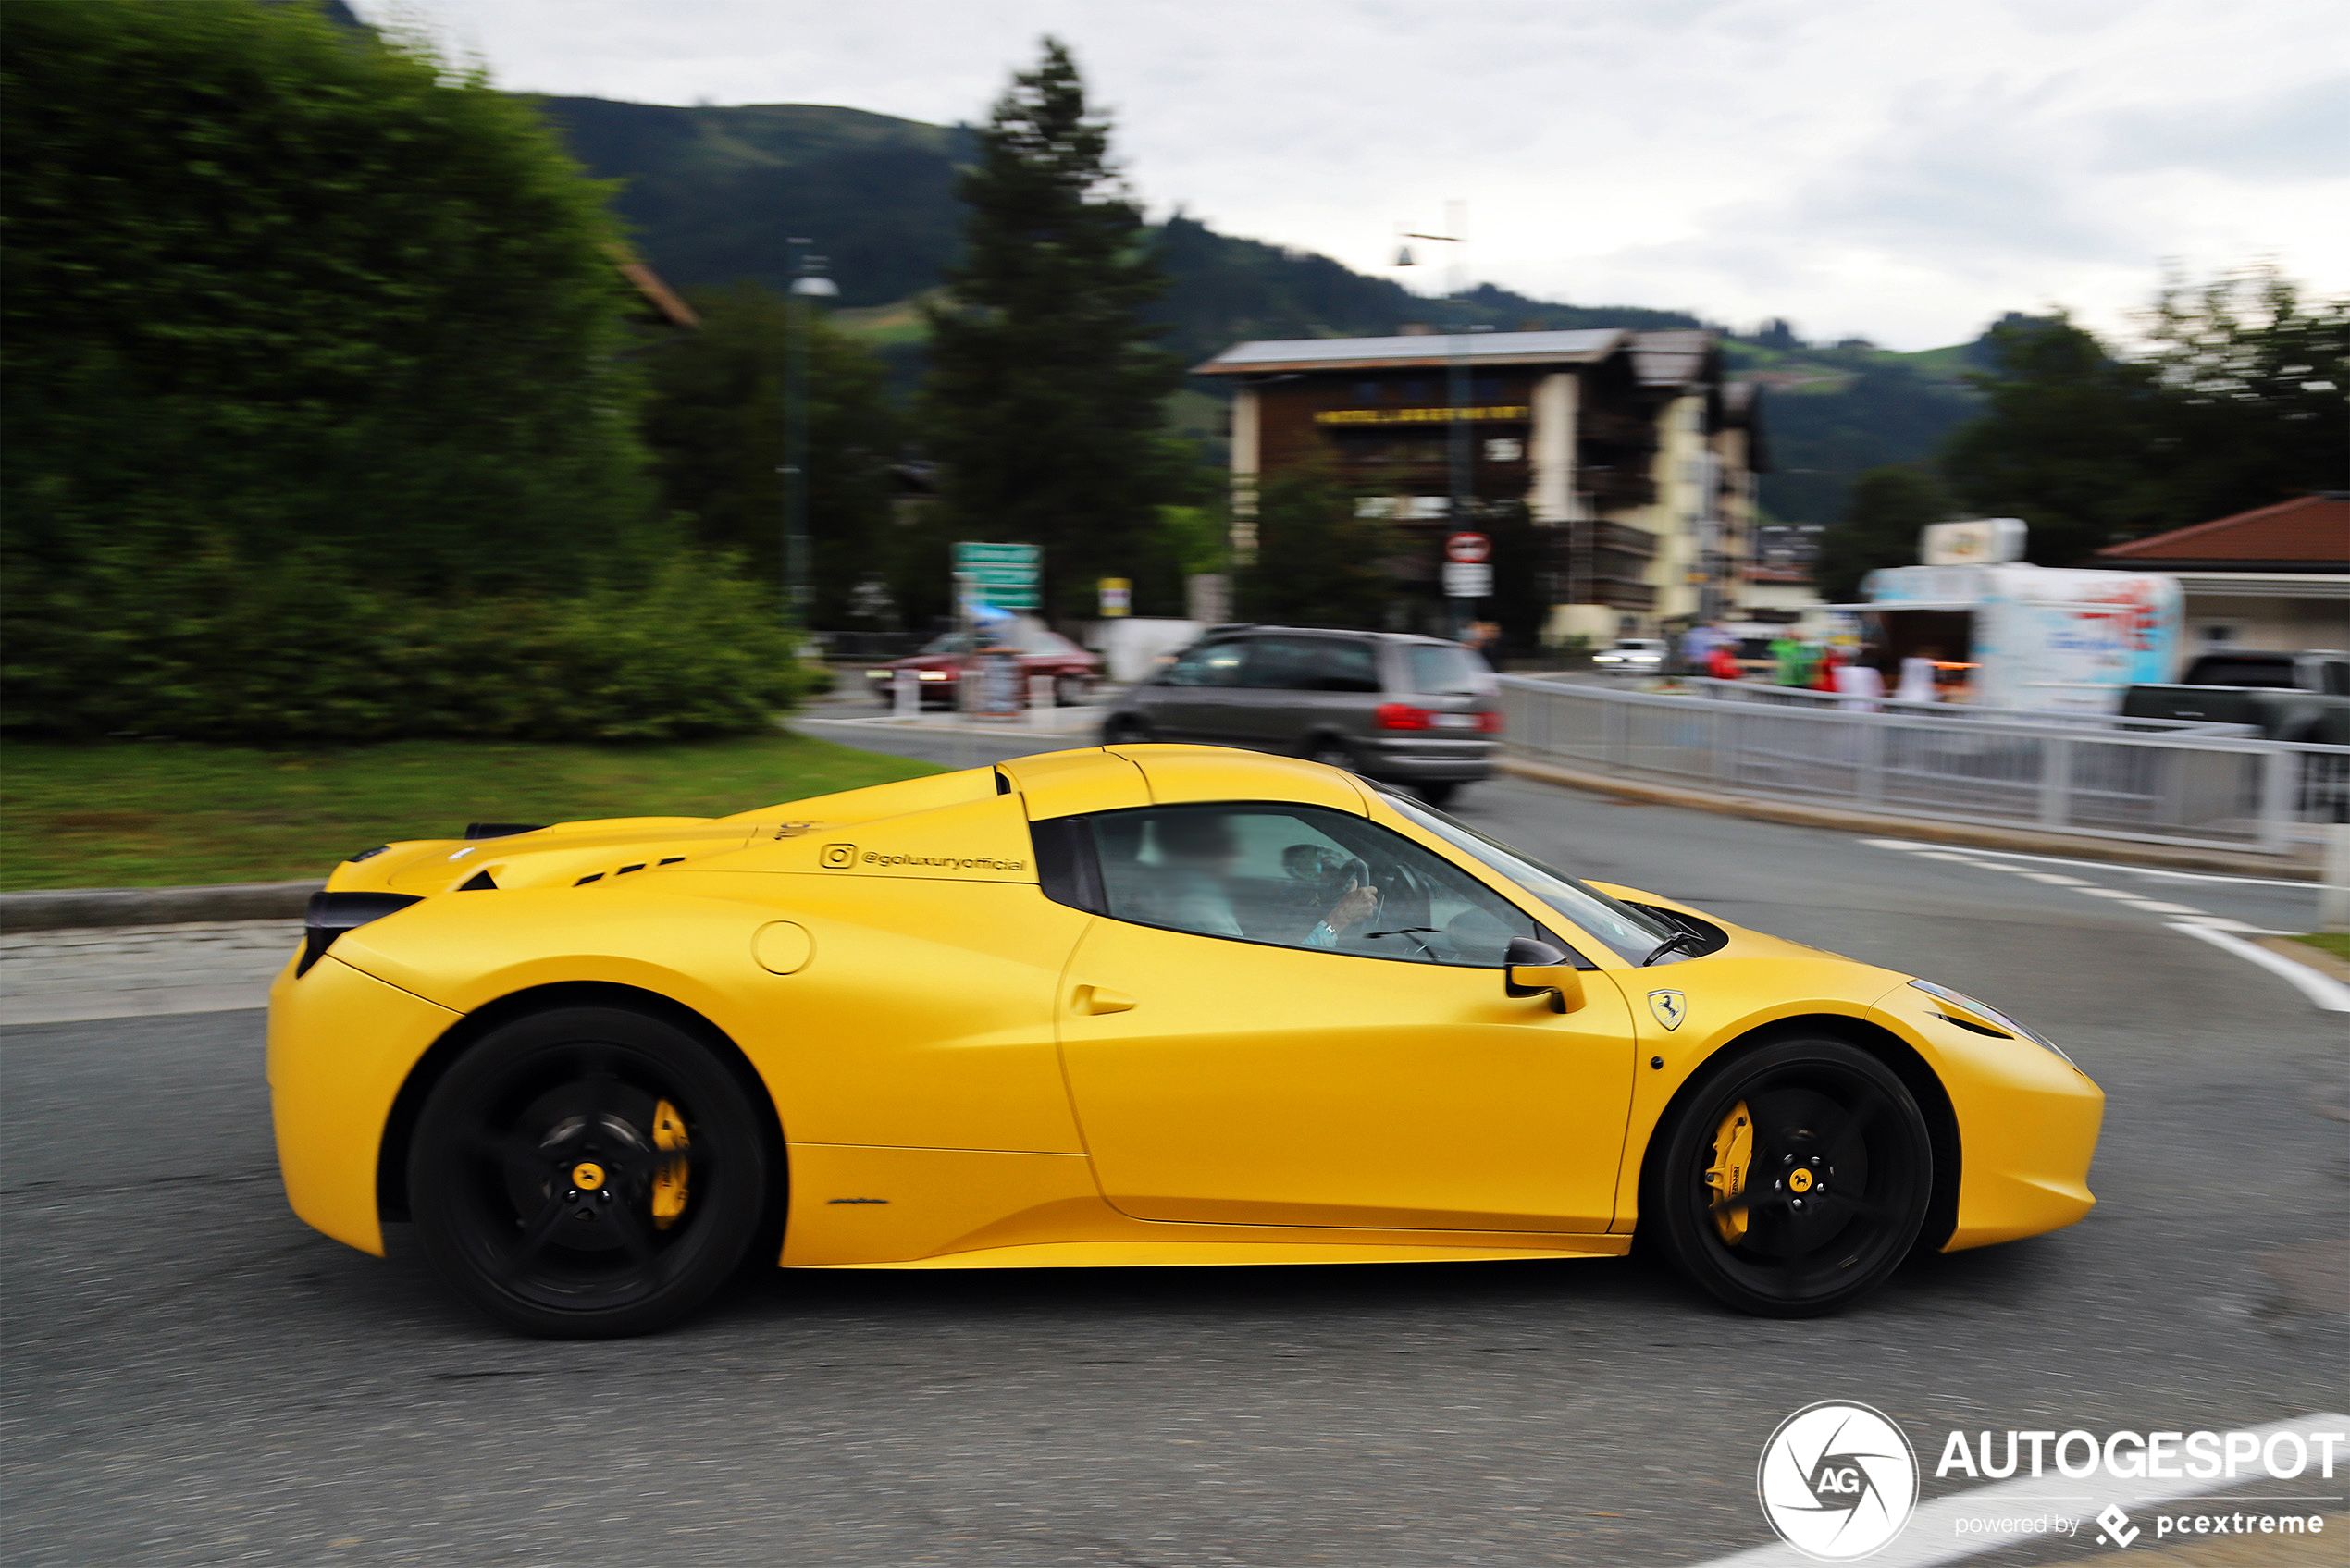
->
<box><xmin>2092</xmin><ymin>493</ymin><xmax>2347</xmax><ymax>573</ymax></box>
<box><xmin>2093</xmin><ymin>493</ymin><xmax>2347</xmax><ymax>657</ymax></box>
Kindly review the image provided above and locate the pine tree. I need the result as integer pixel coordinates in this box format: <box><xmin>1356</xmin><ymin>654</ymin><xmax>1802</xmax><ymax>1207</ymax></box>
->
<box><xmin>1812</xmin><ymin>466</ymin><xmax>1955</xmax><ymax>603</ymax></box>
<box><xmin>919</xmin><ymin>39</ymin><xmax>1189</xmax><ymax>623</ymax></box>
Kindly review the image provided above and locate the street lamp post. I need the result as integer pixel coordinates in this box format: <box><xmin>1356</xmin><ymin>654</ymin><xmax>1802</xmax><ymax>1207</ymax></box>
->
<box><xmin>1396</xmin><ymin>206</ymin><xmax>1482</xmax><ymax>638</ymax></box>
<box><xmin>781</xmin><ymin>239</ymin><xmax>838</xmax><ymax>636</ymax></box>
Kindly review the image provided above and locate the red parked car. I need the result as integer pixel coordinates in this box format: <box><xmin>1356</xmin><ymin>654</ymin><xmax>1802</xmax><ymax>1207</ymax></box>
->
<box><xmin>864</xmin><ymin>619</ymin><xmax>1102</xmax><ymax>709</ymax></box>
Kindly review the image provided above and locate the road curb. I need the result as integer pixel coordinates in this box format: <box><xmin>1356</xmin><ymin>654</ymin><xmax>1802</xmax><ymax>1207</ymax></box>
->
<box><xmin>1495</xmin><ymin>756</ymin><xmax>2322</xmax><ymax>882</ymax></box>
<box><xmin>0</xmin><ymin>881</ymin><xmax>323</xmax><ymax>933</ymax></box>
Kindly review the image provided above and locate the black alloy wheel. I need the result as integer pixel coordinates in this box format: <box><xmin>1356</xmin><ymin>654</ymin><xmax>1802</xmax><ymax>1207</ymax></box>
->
<box><xmin>1413</xmin><ymin>780</ymin><xmax>1460</xmax><ymax>809</ymax></box>
<box><xmin>410</xmin><ymin>1006</ymin><xmax>770</xmax><ymax>1339</ymax></box>
<box><xmin>1054</xmin><ymin>675</ymin><xmax>1089</xmax><ymax>707</ymax></box>
<box><xmin>1308</xmin><ymin>738</ymin><xmax>1355</xmax><ymax>772</ymax></box>
<box><xmin>1651</xmin><ymin>1036</ymin><xmax>1932</xmax><ymax>1317</ymax></box>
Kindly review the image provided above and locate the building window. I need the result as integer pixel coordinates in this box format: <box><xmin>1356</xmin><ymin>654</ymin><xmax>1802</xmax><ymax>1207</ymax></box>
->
<box><xmin>1354</xmin><ymin>381</ymin><xmax>1384</xmax><ymax>404</ymax></box>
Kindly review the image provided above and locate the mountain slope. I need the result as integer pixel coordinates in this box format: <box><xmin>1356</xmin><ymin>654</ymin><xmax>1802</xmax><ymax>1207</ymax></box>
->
<box><xmin>533</xmin><ymin>94</ymin><xmax>1990</xmax><ymax>525</ymax></box>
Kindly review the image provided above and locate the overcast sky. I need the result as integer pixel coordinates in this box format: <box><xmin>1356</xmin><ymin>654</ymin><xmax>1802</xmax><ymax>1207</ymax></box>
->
<box><xmin>357</xmin><ymin>0</ymin><xmax>2350</xmax><ymax>352</ymax></box>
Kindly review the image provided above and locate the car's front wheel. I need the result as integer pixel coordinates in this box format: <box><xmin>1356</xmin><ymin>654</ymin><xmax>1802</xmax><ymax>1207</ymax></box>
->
<box><xmin>1650</xmin><ymin>1035</ymin><xmax>1931</xmax><ymax>1317</ymax></box>
<box><xmin>409</xmin><ymin>1006</ymin><xmax>771</xmax><ymax>1339</ymax></box>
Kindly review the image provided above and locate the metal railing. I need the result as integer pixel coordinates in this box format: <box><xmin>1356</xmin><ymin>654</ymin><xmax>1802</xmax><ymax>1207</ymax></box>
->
<box><xmin>1499</xmin><ymin>676</ymin><xmax>2349</xmax><ymax>854</ymax></box>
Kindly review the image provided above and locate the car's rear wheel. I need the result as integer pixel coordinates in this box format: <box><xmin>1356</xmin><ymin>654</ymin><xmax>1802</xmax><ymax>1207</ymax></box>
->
<box><xmin>1651</xmin><ymin>1036</ymin><xmax>1931</xmax><ymax>1317</ymax></box>
<box><xmin>1308</xmin><ymin>737</ymin><xmax>1355</xmax><ymax>772</ymax></box>
<box><xmin>410</xmin><ymin>1006</ymin><xmax>770</xmax><ymax>1339</ymax></box>
<box><xmin>1054</xmin><ymin>675</ymin><xmax>1090</xmax><ymax>706</ymax></box>
<box><xmin>1413</xmin><ymin>780</ymin><xmax>1460</xmax><ymax>808</ymax></box>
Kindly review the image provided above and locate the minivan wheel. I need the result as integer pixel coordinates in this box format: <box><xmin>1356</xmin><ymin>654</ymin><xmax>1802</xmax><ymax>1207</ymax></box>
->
<box><xmin>1413</xmin><ymin>781</ymin><xmax>1460</xmax><ymax>808</ymax></box>
<box><xmin>1308</xmin><ymin>738</ymin><xmax>1355</xmax><ymax>772</ymax></box>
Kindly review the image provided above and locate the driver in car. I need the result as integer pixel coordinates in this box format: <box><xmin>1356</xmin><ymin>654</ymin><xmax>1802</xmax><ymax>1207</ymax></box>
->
<box><xmin>1141</xmin><ymin>813</ymin><xmax>1380</xmax><ymax>948</ymax></box>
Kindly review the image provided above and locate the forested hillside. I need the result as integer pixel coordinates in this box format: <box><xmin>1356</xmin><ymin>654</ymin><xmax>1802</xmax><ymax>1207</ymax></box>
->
<box><xmin>534</xmin><ymin>93</ymin><xmax>1989</xmax><ymax>526</ymax></box>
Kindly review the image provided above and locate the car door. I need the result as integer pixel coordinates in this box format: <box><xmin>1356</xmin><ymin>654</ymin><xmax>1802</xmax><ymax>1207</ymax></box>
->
<box><xmin>1141</xmin><ymin>637</ymin><xmax>1253</xmax><ymax>743</ymax></box>
<box><xmin>1055</xmin><ymin>801</ymin><xmax>1639</xmax><ymax>1233</ymax></box>
<box><xmin>1238</xmin><ymin>635</ymin><xmax>1383</xmax><ymax>753</ymax></box>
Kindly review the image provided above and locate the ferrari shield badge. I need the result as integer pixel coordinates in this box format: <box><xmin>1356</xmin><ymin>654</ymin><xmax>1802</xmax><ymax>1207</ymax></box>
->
<box><xmin>1648</xmin><ymin>990</ymin><xmax>1688</xmax><ymax>1031</ymax></box>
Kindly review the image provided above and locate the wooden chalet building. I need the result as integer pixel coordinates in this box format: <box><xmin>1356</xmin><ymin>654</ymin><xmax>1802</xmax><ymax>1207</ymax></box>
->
<box><xmin>1193</xmin><ymin>327</ymin><xmax>1766</xmax><ymax>645</ymax></box>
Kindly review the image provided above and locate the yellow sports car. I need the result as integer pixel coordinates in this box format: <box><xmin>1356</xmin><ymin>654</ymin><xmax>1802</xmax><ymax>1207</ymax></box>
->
<box><xmin>268</xmin><ymin>745</ymin><xmax>2102</xmax><ymax>1337</ymax></box>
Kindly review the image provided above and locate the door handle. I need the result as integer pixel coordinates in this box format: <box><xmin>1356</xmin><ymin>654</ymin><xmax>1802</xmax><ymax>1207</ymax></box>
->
<box><xmin>1073</xmin><ymin>984</ymin><xmax>1138</xmax><ymax>1016</ymax></box>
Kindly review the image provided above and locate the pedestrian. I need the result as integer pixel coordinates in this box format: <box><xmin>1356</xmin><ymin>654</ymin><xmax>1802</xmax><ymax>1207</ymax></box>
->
<box><xmin>1769</xmin><ymin>630</ymin><xmax>1812</xmax><ymax>687</ymax></box>
<box><xmin>1895</xmin><ymin>646</ymin><xmax>1942</xmax><ymax>704</ymax></box>
<box><xmin>1679</xmin><ymin>621</ymin><xmax>1720</xmax><ymax>675</ymax></box>
<box><xmin>1834</xmin><ymin>647</ymin><xmax>1886</xmax><ymax>711</ymax></box>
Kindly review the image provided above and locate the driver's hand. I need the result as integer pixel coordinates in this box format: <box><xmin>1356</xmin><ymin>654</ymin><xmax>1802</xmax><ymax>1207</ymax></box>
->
<box><xmin>1325</xmin><ymin>883</ymin><xmax>1380</xmax><ymax>936</ymax></box>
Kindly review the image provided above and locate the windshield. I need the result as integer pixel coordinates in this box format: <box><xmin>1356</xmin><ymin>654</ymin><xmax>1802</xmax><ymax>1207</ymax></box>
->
<box><xmin>1376</xmin><ymin>789</ymin><xmax>1677</xmax><ymax>963</ymax></box>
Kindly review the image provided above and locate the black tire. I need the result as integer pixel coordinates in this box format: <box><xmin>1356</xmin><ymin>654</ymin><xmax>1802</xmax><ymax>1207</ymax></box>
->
<box><xmin>1413</xmin><ymin>780</ymin><xmax>1460</xmax><ymax>809</ymax></box>
<box><xmin>1650</xmin><ymin>1035</ymin><xmax>1931</xmax><ymax>1317</ymax></box>
<box><xmin>409</xmin><ymin>1006</ymin><xmax>771</xmax><ymax>1339</ymax></box>
<box><xmin>1308</xmin><ymin>737</ymin><xmax>1355</xmax><ymax>772</ymax></box>
<box><xmin>1103</xmin><ymin>716</ymin><xmax>1153</xmax><ymax>745</ymax></box>
<box><xmin>1054</xmin><ymin>675</ymin><xmax>1089</xmax><ymax>707</ymax></box>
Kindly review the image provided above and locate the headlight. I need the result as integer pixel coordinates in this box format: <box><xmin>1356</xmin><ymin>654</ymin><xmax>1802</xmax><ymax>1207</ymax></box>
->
<box><xmin>1910</xmin><ymin>979</ymin><xmax>2073</xmax><ymax>1066</ymax></box>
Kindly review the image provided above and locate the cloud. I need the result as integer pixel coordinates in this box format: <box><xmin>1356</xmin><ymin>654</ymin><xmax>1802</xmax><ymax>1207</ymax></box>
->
<box><xmin>353</xmin><ymin>0</ymin><xmax>2350</xmax><ymax>350</ymax></box>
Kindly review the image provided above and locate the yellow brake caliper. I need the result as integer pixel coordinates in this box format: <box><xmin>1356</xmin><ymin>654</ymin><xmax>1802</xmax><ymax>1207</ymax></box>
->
<box><xmin>1704</xmin><ymin>1101</ymin><xmax>1753</xmax><ymax>1244</ymax></box>
<box><xmin>650</xmin><ymin>1099</ymin><xmax>689</xmax><ymax>1230</ymax></box>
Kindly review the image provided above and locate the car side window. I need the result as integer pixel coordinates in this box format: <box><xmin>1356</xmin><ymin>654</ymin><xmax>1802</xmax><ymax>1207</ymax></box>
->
<box><xmin>1162</xmin><ymin>640</ymin><xmax>1249</xmax><ymax>687</ymax></box>
<box><xmin>1404</xmin><ymin>644</ymin><xmax>1490</xmax><ymax>696</ymax></box>
<box><xmin>1240</xmin><ymin>636</ymin><xmax>1380</xmax><ymax>693</ymax></box>
<box><xmin>1083</xmin><ymin>803</ymin><xmax>1553</xmax><ymax>967</ymax></box>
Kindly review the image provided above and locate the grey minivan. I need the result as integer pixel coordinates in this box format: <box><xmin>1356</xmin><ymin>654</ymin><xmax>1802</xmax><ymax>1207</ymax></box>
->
<box><xmin>1096</xmin><ymin>626</ymin><xmax>1502</xmax><ymax>806</ymax></box>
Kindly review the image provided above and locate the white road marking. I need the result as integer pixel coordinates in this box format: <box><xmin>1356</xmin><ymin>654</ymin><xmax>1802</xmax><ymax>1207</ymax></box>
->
<box><xmin>1868</xmin><ymin>839</ymin><xmax>2331</xmax><ymax>1010</ymax></box>
<box><xmin>1686</xmin><ymin>1411</ymin><xmax>2350</xmax><ymax>1568</ymax></box>
<box><xmin>2170</xmin><ymin>924</ymin><xmax>2350</xmax><ymax>1012</ymax></box>
<box><xmin>1862</xmin><ymin>838</ymin><xmax>2317</xmax><ymax>889</ymax></box>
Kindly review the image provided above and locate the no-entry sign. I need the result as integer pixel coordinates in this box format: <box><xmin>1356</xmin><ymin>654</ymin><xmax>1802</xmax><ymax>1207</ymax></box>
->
<box><xmin>1444</xmin><ymin>531</ymin><xmax>1491</xmax><ymax>564</ymax></box>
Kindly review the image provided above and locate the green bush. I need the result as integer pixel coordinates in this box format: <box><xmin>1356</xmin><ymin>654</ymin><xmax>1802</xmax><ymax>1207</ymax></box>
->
<box><xmin>2</xmin><ymin>553</ymin><xmax>812</xmax><ymax>743</ymax></box>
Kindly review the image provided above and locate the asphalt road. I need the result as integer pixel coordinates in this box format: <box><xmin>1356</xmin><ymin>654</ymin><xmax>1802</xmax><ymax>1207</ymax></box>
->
<box><xmin>6</xmin><ymin>755</ymin><xmax>2344</xmax><ymax>1567</ymax></box>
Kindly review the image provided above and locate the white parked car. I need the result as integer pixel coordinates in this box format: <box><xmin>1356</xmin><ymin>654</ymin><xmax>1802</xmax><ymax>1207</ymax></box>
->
<box><xmin>1591</xmin><ymin>637</ymin><xmax>1667</xmax><ymax>674</ymax></box>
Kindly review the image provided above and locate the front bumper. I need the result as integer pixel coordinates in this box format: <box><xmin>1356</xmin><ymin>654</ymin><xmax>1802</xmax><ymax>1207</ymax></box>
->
<box><xmin>268</xmin><ymin>953</ymin><xmax>462</xmax><ymax>1256</ymax></box>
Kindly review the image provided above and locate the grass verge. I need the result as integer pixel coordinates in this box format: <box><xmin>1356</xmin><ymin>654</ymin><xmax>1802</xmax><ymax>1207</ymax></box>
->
<box><xmin>0</xmin><ymin>734</ymin><xmax>943</xmax><ymax>890</ymax></box>
<box><xmin>2288</xmin><ymin>932</ymin><xmax>2350</xmax><ymax>962</ymax></box>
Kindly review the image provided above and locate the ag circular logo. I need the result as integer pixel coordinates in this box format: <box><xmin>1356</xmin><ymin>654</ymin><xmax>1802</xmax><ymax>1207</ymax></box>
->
<box><xmin>1756</xmin><ymin>1401</ymin><xmax>1919</xmax><ymax>1561</ymax></box>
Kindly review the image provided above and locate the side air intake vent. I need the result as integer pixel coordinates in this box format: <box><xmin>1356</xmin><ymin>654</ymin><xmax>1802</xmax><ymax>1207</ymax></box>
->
<box><xmin>464</xmin><ymin>822</ymin><xmax>546</xmax><ymax>840</ymax></box>
<box><xmin>457</xmin><ymin>870</ymin><xmax>498</xmax><ymax>891</ymax></box>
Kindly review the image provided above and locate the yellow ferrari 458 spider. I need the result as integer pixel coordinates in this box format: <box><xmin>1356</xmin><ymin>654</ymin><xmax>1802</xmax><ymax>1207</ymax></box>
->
<box><xmin>269</xmin><ymin>745</ymin><xmax>2102</xmax><ymax>1337</ymax></box>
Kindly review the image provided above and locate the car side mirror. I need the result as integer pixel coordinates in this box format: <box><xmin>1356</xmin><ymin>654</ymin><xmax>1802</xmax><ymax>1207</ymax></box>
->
<box><xmin>1503</xmin><ymin>936</ymin><xmax>1585</xmax><ymax>1015</ymax></box>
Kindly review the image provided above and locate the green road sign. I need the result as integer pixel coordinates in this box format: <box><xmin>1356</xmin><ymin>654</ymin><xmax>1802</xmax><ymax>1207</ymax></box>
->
<box><xmin>953</xmin><ymin>542</ymin><xmax>1041</xmax><ymax>610</ymax></box>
